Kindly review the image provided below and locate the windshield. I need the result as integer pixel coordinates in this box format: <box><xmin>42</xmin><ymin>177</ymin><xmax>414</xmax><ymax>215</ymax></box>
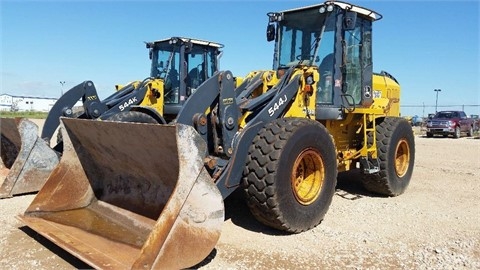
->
<box><xmin>186</xmin><ymin>46</ymin><xmax>218</xmax><ymax>91</ymax></box>
<box><xmin>276</xmin><ymin>8</ymin><xmax>333</xmax><ymax>69</ymax></box>
<box><xmin>275</xmin><ymin>7</ymin><xmax>336</xmax><ymax>104</ymax></box>
<box><xmin>150</xmin><ymin>43</ymin><xmax>179</xmax><ymax>80</ymax></box>
<box><xmin>150</xmin><ymin>42</ymin><xmax>181</xmax><ymax>104</ymax></box>
<box><xmin>435</xmin><ymin>111</ymin><xmax>458</xmax><ymax>118</ymax></box>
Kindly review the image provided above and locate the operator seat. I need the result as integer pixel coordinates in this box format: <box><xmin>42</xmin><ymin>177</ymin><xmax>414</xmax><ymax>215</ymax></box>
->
<box><xmin>187</xmin><ymin>63</ymin><xmax>206</xmax><ymax>91</ymax></box>
<box><xmin>187</xmin><ymin>67</ymin><xmax>200</xmax><ymax>89</ymax></box>
<box><xmin>318</xmin><ymin>53</ymin><xmax>334</xmax><ymax>103</ymax></box>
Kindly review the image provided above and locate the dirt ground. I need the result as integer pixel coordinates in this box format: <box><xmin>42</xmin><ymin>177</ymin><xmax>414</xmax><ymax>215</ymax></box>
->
<box><xmin>1</xmin><ymin>121</ymin><xmax>479</xmax><ymax>269</ymax></box>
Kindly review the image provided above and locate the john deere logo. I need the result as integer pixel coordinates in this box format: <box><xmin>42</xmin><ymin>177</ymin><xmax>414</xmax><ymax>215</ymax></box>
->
<box><xmin>223</xmin><ymin>98</ymin><xmax>234</xmax><ymax>105</ymax></box>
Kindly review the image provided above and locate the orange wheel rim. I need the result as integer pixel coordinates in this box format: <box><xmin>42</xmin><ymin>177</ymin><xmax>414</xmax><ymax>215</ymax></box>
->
<box><xmin>291</xmin><ymin>148</ymin><xmax>324</xmax><ymax>205</ymax></box>
<box><xmin>395</xmin><ymin>139</ymin><xmax>410</xmax><ymax>178</ymax></box>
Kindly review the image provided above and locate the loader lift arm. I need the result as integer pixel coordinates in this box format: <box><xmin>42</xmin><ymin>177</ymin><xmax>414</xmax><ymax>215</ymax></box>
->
<box><xmin>215</xmin><ymin>68</ymin><xmax>301</xmax><ymax>198</ymax></box>
<box><xmin>41</xmin><ymin>80</ymin><xmax>112</xmax><ymax>143</ymax></box>
<box><xmin>175</xmin><ymin>66</ymin><xmax>300</xmax><ymax>198</ymax></box>
<box><xmin>41</xmin><ymin>78</ymin><xmax>163</xmax><ymax>145</ymax></box>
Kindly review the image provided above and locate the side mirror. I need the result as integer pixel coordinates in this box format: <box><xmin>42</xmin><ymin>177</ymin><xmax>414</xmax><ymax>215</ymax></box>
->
<box><xmin>149</xmin><ymin>49</ymin><xmax>153</xmax><ymax>60</ymax></box>
<box><xmin>266</xmin><ymin>24</ymin><xmax>276</xmax><ymax>42</ymax></box>
<box><xmin>344</xmin><ymin>11</ymin><xmax>357</xmax><ymax>30</ymax></box>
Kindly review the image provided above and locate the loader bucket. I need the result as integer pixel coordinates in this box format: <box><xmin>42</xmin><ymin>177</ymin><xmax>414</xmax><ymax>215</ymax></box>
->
<box><xmin>0</xmin><ymin>117</ymin><xmax>60</xmax><ymax>198</ymax></box>
<box><xmin>18</xmin><ymin>118</ymin><xmax>224</xmax><ymax>269</ymax></box>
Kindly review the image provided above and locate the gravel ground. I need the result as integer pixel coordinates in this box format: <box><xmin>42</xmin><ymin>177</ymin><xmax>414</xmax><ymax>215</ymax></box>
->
<box><xmin>1</xmin><ymin>121</ymin><xmax>479</xmax><ymax>269</ymax></box>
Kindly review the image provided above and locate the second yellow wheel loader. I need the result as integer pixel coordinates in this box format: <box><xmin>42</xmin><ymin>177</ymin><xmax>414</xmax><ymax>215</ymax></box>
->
<box><xmin>0</xmin><ymin>37</ymin><xmax>224</xmax><ymax>198</ymax></box>
<box><xmin>19</xmin><ymin>1</ymin><xmax>415</xmax><ymax>269</ymax></box>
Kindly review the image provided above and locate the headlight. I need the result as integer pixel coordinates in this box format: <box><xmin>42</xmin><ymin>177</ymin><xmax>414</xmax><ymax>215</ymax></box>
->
<box><xmin>427</xmin><ymin>121</ymin><xmax>432</xmax><ymax>127</ymax></box>
<box><xmin>448</xmin><ymin>121</ymin><xmax>455</xmax><ymax>126</ymax></box>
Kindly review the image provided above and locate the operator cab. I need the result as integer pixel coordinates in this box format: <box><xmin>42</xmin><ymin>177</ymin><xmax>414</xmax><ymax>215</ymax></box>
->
<box><xmin>146</xmin><ymin>37</ymin><xmax>224</xmax><ymax>121</ymax></box>
<box><xmin>267</xmin><ymin>1</ymin><xmax>382</xmax><ymax>120</ymax></box>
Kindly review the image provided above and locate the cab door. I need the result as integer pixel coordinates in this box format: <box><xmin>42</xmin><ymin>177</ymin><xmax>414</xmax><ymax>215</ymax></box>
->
<box><xmin>341</xmin><ymin>15</ymin><xmax>373</xmax><ymax>107</ymax></box>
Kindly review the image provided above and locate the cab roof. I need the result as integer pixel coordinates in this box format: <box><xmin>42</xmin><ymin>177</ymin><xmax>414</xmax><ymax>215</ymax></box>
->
<box><xmin>148</xmin><ymin>37</ymin><xmax>224</xmax><ymax>48</ymax></box>
<box><xmin>278</xmin><ymin>1</ymin><xmax>382</xmax><ymax>21</ymax></box>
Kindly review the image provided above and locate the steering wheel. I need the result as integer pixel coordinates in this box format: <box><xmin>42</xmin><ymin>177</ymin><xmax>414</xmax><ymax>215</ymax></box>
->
<box><xmin>296</xmin><ymin>54</ymin><xmax>314</xmax><ymax>61</ymax></box>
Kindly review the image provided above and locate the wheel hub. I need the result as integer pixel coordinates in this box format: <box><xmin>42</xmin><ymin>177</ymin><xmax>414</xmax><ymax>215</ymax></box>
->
<box><xmin>394</xmin><ymin>139</ymin><xmax>410</xmax><ymax>178</ymax></box>
<box><xmin>291</xmin><ymin>149</ymin><xmax>324</xmax><ymax>205</ymax></box>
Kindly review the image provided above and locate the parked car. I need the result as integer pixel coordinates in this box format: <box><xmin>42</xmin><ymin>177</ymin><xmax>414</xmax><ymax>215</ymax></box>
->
<box><xmin>426</xmin><ymin>110</ymin><xmax>474</xmax><ymax>138</ymax></box>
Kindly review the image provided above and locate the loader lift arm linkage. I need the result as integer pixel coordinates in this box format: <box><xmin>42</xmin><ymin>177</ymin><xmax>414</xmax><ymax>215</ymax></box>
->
<box><xmin>175</xmin><ymin>68</ymin><xmax>301</xmax><ymax>198</ymax></box>
<box><xmin>41</xmin><ymin>79</ymin><xmax>158</xmax><ymax>144</ymax></box>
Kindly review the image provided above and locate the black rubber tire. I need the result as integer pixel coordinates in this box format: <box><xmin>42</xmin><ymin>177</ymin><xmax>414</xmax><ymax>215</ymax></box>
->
<box><xmin>243</xmin><ymin>118</ymin><xmax>337</xmax><ymax>233</ymax></box>
<box><xmin>55</xmin><ymin>111</ymin><xmax>160</xmax><ymax>153</ymax></box>
<box><xmin>361</xmin><ymin>117</ymin><xmax>415</xmax><ymax>196</ymax></box>
<box><xmin>426</xmin><ymin>132</ymin><xmax>433</xmax><ymax>138</ymax></box>
<box><xmin>56</xmin><ymin>111</ymin><xmax>159</xmax><ymax>148</ymax></box>
<box><xmin>453</xmin><ymin>126</ymin><xmax>461</xmax><ymax>139</ymax></box>
<box><xmin>467</xmin><ymin>126</ymin><xmax>473</xmax><ymax>137</ymax></box>
<box><xmin>107</xmin><ymin>111</ymin><xmax>159</xmax><ymax>124</ymax></box>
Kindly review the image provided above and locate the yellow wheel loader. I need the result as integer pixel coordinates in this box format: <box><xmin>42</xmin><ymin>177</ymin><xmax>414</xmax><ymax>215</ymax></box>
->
<box><xmin>19</xmin><ymin>1</ymin><xmax>415</xmax><ymax>269</ymax></box>
<box><xmin>0</xmin><ymin>37</ymin><xmax>224</xmax><ymax>198</ymax></box>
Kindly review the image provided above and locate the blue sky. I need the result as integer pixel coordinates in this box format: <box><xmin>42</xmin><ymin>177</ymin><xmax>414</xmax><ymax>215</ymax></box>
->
<box><xmin>1</xmin><ymin>0</ymin><xmax>479</xmax><ymax>117</ymax></box>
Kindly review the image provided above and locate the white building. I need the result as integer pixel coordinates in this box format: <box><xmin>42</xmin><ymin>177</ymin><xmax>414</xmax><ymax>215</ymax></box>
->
<box><xmin>0</xmin><ymin>94</ymin><xmax>58</xmax><ymax>112</ymax></box>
